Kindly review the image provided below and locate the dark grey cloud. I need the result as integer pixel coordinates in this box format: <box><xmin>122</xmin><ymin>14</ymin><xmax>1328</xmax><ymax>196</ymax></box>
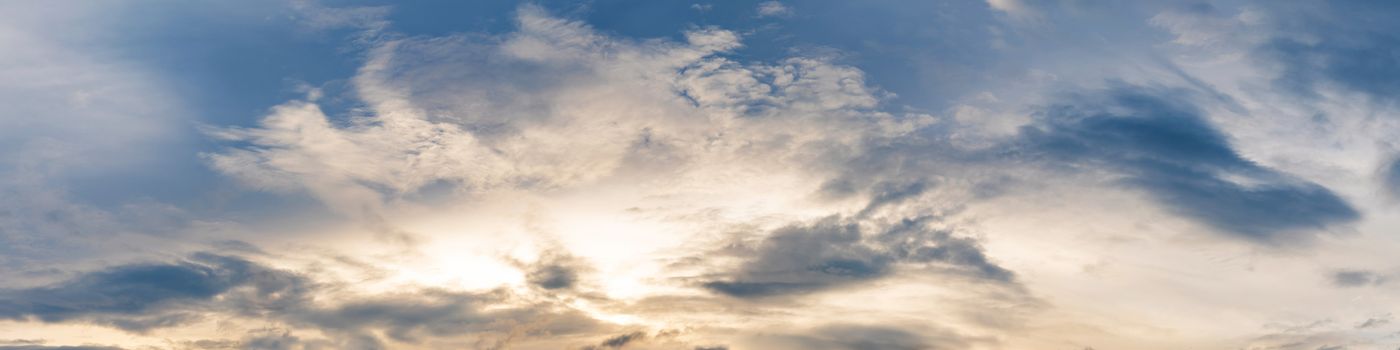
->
<box><xmin>1331</xmin><ymin>269</ymin><xmax>1384</xmax><ymax>288</ymax></box>
<box><xmin>529</xmin><ymin>263</ymin><xmax>578</xmax><ymax>290</ymax></box>
<box><xmin>525</xmin><ymin>251</ymin><xmax>584</xmax><ymax>291</ymax></box>
<box><xmin>1356</xmin><ymin>316</ymin><xmax>1389</xmax><ymax>329</ymax></box>
<box><xmin>875</xmin><ymin>217</ymin><xmax>1014</xmax><ymax>282</ymax></box>
<box><xmin>0</xmin><ymin>251</ymin><xmax>606</xmax><ymax>348</ymax></box>
<box><xmin>703</xmin><ymin>216</ymin><xmax>1013</xmax><ymax>298</ymax></box>
<box><xmin>858</xmin><ymin>180</ymin><xmax>934</xmax><ymax>216</ymax></box>
<box><xmin>1019</xmin><ymin>86</ymin><xmax>1358</xmax><ymax>242</ymax></box>
<box><xmin>0</xmin><ymin>252</ymin><xmax>307</xmax><ymax>332</ymax></box>
<box><xmin>702</xmin><ymin>218</ymin><xmax>888</xmax><ymax>298</ymax></box>
<box><xmin>580</xmin><ymin>331</ymin><xmax>645</xmax><ymax>350</ymax></box>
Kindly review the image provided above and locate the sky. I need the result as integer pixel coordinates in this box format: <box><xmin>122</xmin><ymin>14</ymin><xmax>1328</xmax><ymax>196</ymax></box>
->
<box><xmin>3</xmin><ymin>0</ymin><xmax>1400</xmax><ymax>349</ymax></box>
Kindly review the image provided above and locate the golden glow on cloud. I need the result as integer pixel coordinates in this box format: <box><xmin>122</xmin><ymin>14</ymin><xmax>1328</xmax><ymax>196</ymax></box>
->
<box><xmin>8</xmin><ymin>1</ymin><xmax>1400</xmax><ymax>349</ymax></box>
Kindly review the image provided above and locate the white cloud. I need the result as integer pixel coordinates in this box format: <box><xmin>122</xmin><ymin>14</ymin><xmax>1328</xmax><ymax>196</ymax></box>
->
<box><xmin>757</xmin><ymin>1</ymin><xmax>793</xmax><ymax>18</ymax></box>
<box><xmin>985</xmin><ymin>0</ymin><xmax>1038</xmax><ymax>21</ymax></box>
<box><xmin>209</xmin><ymin>6</ymin><xmax>911</xmax><ymax>220</ymax></box>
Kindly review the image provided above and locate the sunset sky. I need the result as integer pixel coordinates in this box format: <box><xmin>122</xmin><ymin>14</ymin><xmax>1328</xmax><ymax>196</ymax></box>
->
<box><xmin>4</xmin><ymin>1</ymin><xmax>1400</xmax><ymax>349</ymax></box>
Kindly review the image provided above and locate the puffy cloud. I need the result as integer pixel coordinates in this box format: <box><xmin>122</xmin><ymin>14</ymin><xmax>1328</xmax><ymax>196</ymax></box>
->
<box><xmin>206</xmin><ymin>4</ymin><xmax>914</xmax><ymax>218</ymax></box>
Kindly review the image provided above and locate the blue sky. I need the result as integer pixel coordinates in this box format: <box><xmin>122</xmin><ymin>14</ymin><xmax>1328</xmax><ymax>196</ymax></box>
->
<box><xmin>4</xmin><ymin>1</ymin><xmax>1400</xmax><ymax>349</ymax></box>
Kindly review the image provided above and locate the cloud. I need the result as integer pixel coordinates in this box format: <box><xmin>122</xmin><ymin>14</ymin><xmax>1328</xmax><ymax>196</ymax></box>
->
<box><xmin>743</xmin><ymin>324</ymin><xmax>982</xmax><ymax>350</ymax></box>
<box><xmin>581</xmin><ymin>331</ymin><xmax>645</xmax><ymax>350</ymax></box>
<box><xmin>1263</xmin><ymin>35</ymin><xmax>1400</xmax><ymax>104</ymax></box>
<box><xmin>0</xmin><ymin>249</ymin><xmax>613</xmax><ymax>348</ymax></box>
<box><xmin>985</xmin><ymin>0</ymin><xmax>1039</xmax><ymax>21</ymax></box>
<box><xmin>0</xmin><ymin>341</ymin><xmax>122</xmax><ymax>350</ymax></box>
<box><xmin>169</xmin><ymin>328</ymin><xmax>321</xmax><ymax>350</ymax></box>
<box><xmin>0</xmin><ymin>2</ymin><xmax>181</xmax><ymax>170</ymax></box>
<box><xmin>1330</xmin><ymin>269</ymin><xmax>1384</xmax><ymax>288</ymax></box>
<box><xmin>1255</xmin><ymin>2</ymin><xmax>1400</xmax><ymax>104</ymax></box>
<box><xmin>756</xmin><ymin>1</ymin><xmax>793</xmax><ymax>18</ymax></box>
<box><xmin>288</xmin><ymin>0</ymin><xmax>389</xmax><ymax>33</ymax></box>
<box><xmin>703</xmin><ymin>215</ymin><xmax>1013</xmax><ymax>298</ymax></box>
<box><xmin>1380</xmin><ymin>157</ymin><xmax>1400</xmax><ymax>199</ymax></box>
<box><xmin>189</xmin><ymin>4</ymin><xmax>1018</xmax><ymax>346</ymax></box>
<box><xmin>1243</xmin><ymin>318</ymin><xmax>1383</xmax><ymax>350</ymax></box>
<box><xmin>1166</xmin><ymin>2</ymin><xmax>1400</xmax><ymax>108</ymax></box>
<box><xmin>0</xmin><ymin>1</ymin><xmax>200</xmax><ymax>280</ymax></box>
<box><xmin>206</xmin><ymin>4</ymin><xmax>914</xmax><ymax>216</ymax></box>
<box><xmin>0</xmin><ymin>347</ymin><xmax>124</xmax><ymax>350</ymax></box>
<box><xmin>203</xmin><ymin>6</ymin><xmax>1021</xmax><ymax>311</ymax></box>
<box><xmin>1356</xmin><ymin>315</ymin><xmax>1389</xmax><ymax>329</ymax></box>
<box><xmin>0</xmin><ymin>253</ymin><xmax>306</xmax><ymax>332</ymax></box>
<box><xmin>291</xmin><ymin>289</ymin><xmax>604</xmax><ymax>346</ymax></box>
<box><xmin>1017</xmin><ymin>86</ymin><xmax>1358</xmax><ymax>243</ymax></box>
<box><xmin>524</xmin><ymin>251</ymin><xmax>585</xmax><ymax>291</ymax></box>
<box><xmin>856</xmin><ymin>180</ymin><xmax>934</xmax><ymax>217</ymax></box>
<box><xmin>19</xmin><ymin>2</ymin><xmax>1400</xmax><ymax>349</ymax></box>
